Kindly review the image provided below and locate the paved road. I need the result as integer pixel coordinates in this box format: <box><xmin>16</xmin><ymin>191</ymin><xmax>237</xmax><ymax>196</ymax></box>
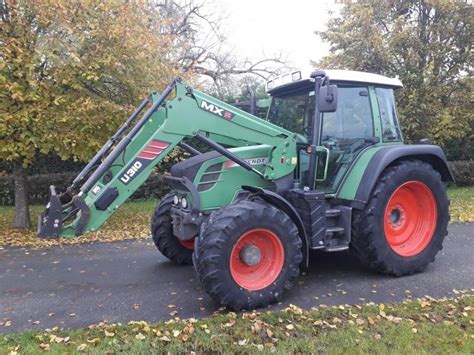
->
<box><xmin>1</xmin><ymin>223</ymin><xmax>472</xmax><ymax>334</ymax></box>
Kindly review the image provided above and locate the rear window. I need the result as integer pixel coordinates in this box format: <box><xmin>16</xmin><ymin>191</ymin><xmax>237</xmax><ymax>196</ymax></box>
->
<box><xmin>375</xmin><ymin>88</ymin><xmax>402</xmax><ymax>142</ymax></box>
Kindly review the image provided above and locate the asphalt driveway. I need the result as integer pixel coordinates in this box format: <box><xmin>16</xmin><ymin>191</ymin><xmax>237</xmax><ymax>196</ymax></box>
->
<box><xmin>1</xmin><ymin>223</ymin><xmax>472</xmax><ymax>334</ymax></box>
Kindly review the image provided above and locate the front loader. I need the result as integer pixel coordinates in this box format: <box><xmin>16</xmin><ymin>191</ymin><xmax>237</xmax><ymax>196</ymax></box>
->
<box><xmin>38</xmin><ymin>69</ymin><xmax>454</xmax><ymax>310</ymax></box>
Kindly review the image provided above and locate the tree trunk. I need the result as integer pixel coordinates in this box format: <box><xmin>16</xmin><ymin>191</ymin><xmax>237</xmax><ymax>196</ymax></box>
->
<box><xmin>13</xmin><ymin>161</ymin><xmax>31</xmax><ymax>229</ymax></box>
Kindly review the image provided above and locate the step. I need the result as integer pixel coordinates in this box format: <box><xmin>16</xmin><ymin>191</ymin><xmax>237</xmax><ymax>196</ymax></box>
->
<box><xmin>326</xmin><ymin>226</ymin><xmax>345</xmax><ymax>235</ymax></box>
<box><xmin>326</xmin><ymin>208</ymin><xmax>341</xmax><ymax>218</ymax></box>
<box><xmin>324</xmin><ymin>245</ymin><xmax>350</xmax><ymax>252</ymax></box>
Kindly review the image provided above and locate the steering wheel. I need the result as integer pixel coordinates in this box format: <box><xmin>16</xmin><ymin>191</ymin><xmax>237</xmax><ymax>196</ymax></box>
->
<box><xmin>295</xmin><ymin>133</ymin><xmax>308</xmax><ymax>144</ymax></box>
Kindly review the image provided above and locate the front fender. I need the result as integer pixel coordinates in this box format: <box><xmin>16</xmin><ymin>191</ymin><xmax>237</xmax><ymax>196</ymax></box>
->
<box><xmin>241</xmin><ymin>186</ymin><xmax>310</xmax><ymax>268</ymax></box>
<box><xmin>336</xmin><ymin>144</ymin><xmax>454</xmax><ymax>208</ymax></box>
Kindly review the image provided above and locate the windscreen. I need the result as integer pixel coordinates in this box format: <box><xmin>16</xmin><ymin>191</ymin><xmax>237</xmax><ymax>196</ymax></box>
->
<box><xmin>267</xmin><ymin>90</ymin><xmax>314</xmax><ymax>136</ymax></box>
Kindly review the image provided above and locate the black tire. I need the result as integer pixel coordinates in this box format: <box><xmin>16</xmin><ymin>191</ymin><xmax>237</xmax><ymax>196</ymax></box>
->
<box><xmin>351</xmin><ymin>160</ymin><xmax>449</xmax><ymax>276</ymax></box>
<box><xmin>193</xmin><ymin>200</ymin><xmax>303</xmax><ymax>310</ymax></box>
<box><xmin>151</xmin><ymin>192</ymin><xmax>193</xmax><ymax>265</ymax></box>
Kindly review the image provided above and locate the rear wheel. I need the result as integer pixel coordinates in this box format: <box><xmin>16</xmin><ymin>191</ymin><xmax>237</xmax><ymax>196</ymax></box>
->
<box><xmin>151</xmin><ymin>192</ymin><xmax>193</xmax><ymax>265</ymax></box>
<box><xmin>194</xmin><ymin>200</ymin><xmax>302</xmax><ymax>310</ymax></box>
<box><xmin>351</xmin><ymin>160</ymin><xmax>449</xmax><ymax>276</ymax></box>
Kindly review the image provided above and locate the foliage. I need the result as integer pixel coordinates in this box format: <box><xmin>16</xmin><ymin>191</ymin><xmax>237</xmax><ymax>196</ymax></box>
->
<box><xmin>449</xmin><ymin>160</ymin><xmax>474</xmax><ymax>187</ymax></box>
<box><xmin>0</xmin><ymin>0</ymin><xmax>186</xmax><ymax>167</ymax></box>
<box><xmin>0</xmin><ymin>200</ymin><xmax>156</xmax><ymax>248</ymax></box>
<box><xmin>316</xmin><ymin>0</ymin><xmax>473</xmax><ymax>148</ymax></box>
<box><xmin>1</xmin><ymin>295</ymin><xmax>473</xmax><ymax>353</ymax></box>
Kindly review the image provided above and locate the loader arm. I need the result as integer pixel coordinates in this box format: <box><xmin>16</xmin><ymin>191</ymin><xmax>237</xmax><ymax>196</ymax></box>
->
<box><xmin>38</xmin><ymin>78</ymin><xmax>298</xmax><ymax>238</ymax></box>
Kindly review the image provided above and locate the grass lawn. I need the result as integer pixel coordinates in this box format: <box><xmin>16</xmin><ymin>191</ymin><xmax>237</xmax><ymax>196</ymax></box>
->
<box><xmin>0</xmin><ymin>186</ymin><xmax>472</xmax><ymax>248</ymax></box>
<box><xmin>1</xmin><ymin>295</ymin><xmax>472</xmax><ymax>354</ymax></box>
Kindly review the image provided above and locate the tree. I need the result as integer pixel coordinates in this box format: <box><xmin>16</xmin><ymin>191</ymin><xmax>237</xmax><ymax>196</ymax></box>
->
<box><xmin>0</xmin><ymin>0</ymin><xmax>184</xmax><ymax>228</ymax></box>
<box><xmin>154</xmin><ymin>0</ymin><xmax>289</xmax><ymax>95</ymax></box>
<box><xmin>0</xmin><ymin>0</ymin><xmax>287</xmax><ymax>229</ymax></box>
<box><xmin>316</xmin><ymin>0</ymin><xmax>473</xmax><ymax>146</ymax></box>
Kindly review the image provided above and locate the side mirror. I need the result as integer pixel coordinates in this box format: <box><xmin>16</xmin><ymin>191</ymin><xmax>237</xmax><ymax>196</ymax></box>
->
<box><xmin>319</xmin><ymin>84</ymin><xmax>337</xmax><ymax>113</ymax></box>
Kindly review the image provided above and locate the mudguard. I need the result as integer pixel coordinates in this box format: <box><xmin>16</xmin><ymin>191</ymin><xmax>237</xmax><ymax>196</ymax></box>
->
<box><xmin>242</xmin><ymin>186</ymin><xmax>310</xmax><ymax>267</ymax></box>
<box><xmin>352</xmin><ymin>144</ymin><xmax>454</xmax><ymax>207</ymax></box>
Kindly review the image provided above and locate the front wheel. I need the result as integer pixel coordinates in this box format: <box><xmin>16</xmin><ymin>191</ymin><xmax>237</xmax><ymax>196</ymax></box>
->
<box><xmin>151</xmin><ymin>192</ymin><xmax>194</xmax><ymax>265</ymax></box>
<box><xmin>193</xmin><ymin>200</ymin><xmax>303</xmax><ymax>310</ymax></box>
<box><xmin>351</xmin><ymin>160</ymin><xmax>449</xmax><ymax>276</ymax></box>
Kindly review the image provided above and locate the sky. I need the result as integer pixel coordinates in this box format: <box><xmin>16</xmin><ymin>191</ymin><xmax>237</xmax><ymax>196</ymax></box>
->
<box><xmin>216</xmin><ymin>0</ymin><xmax>341</xmax><ymax>73</ymax></box>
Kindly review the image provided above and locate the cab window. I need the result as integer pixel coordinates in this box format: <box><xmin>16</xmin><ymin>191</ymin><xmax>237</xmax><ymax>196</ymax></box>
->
<box><xmin>321</xmin><ymin>86</ymin><xmax>373</xmax><ymax>140</ymax></box>
<box><xmin>375</xmin><ymin>87</ymin><xmax>402</xmax><ymax>142</ymax></box>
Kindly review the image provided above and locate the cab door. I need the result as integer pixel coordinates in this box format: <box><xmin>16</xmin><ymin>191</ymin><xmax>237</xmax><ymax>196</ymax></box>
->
<box><xmin>315</xmin><ymin>85</ymin><xmax>376</xmax><ymax>193</ymax></box>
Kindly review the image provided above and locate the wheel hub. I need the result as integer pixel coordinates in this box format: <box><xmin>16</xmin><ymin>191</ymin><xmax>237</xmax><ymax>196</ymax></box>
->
<box><xmin>388</xmin><ymin>205</ymin><xmax>405</xmax><ymax>227</ymax></box>
<box><xmin>239</xmin><ymin>244</ymin><xmax>261</xmax><ymax>266</ymax></box>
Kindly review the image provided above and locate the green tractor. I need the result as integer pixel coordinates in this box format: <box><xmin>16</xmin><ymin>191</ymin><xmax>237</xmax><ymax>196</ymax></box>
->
<box><xmin>38</xmin><ymin>69</ymin><xmax>453</xmax><ymax>310</ymax></box>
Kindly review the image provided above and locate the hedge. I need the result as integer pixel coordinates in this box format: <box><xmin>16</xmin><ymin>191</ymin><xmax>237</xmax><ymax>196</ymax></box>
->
<box><xmin>0</xmin><ymin>161</ymin><xmax>472</xmax><ymax>206</ymax></box>
<box><xmin>449</xmin><ymin>160</ymin><xmax>474</xmax><ymax>186</ymax></box>
<box><xmin>0</xmin><ymin>172</ymin><xmax>170</xmax><ymax>206</ymax></box>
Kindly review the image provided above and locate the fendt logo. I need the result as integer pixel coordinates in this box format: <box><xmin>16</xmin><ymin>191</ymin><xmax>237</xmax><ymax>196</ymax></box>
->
<box><xmin>120</xmin><ymin>161</ymin><xmax>143</xmax><ymax>184</ymax></box>
<box><xmin>200</xmin><ymin>100</ymin><xmax>234</xmax><ymax>120</ymax></box>
<box><xmin>223</xmin><ymin>157</ymin><xmax>269</xmax><ymax>168</ymax></box>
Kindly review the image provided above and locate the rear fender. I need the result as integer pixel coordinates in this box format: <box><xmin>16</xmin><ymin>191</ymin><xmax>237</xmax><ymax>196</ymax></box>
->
<box><xmin>337</xmin><ymin>144</ymin><xmax>454</xmax><ymax>208</ymax></box>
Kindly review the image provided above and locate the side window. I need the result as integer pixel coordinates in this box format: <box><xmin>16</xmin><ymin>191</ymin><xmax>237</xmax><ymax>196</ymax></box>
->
<box><xmin>322</xmin><ymin>86</ymin><xmax>373</xmax><ymax>140</ymax></box>
<box><xmin>375</xmin><ymin>88</ymin><xmax>402</xmax><ymax>142</ymax></box>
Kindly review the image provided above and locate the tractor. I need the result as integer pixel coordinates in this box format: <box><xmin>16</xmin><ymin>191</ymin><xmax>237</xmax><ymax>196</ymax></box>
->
<box><xmin>38</xmin><ymin>69</ymin><xmax>453</xmax><ymax>310</ymax></box>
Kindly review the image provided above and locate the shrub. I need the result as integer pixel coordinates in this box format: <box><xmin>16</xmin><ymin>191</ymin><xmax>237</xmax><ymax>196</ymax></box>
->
<box><xmin>449</xmin><ymin>161</ymin><xmax>474</xmax><ymax>186</ymax></box>
<box><xmin>0</xmin><ymin>172</ymin><xmax>170</xmax><ymax>206</ymax></box>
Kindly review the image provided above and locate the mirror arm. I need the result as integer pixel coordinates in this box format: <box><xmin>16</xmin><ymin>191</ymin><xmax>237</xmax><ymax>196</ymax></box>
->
<box><xmin>306</xmin><ymin>71</ymin><xmax>325</xmax><ymax>189</ymax></box>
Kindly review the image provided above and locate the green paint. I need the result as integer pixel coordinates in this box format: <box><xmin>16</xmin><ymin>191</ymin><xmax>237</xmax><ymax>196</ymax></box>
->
<box><xmin>49</xmin><ymin>77</ymin><xmax>411</xmax><ymax>239</ymax></box>
<box><xmin>368</xmin><ymin>86</ymin><xmax>383</xmax><ymax>141</ymax></box>
<box><xmin>334</xmin><ymin>145</ymin><xmax>384</xmax><ymax>201</ymax></box>
<box><xmin>59</xmin><ymin>81</ymin><xmax>297</xmax><ymax>237</ymax></box>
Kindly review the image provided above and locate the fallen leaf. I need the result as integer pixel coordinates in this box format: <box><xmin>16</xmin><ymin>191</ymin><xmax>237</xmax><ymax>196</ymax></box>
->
<box><xmin>39</xmin><ymin>343</ymin><xmax>50</xmax><ymax>351</ymax></box>
<box><xmin>77</xmin><ymin>344</ymin><xmax>87</xmax><ymax>351</ymax></box>
<box><xmin>238</xmin><ymin>339</ymin><xmax>248</xmax><ymax>346</ymax></box>
<box><xmin>160</xmin><ymin>335</ymin><xmax>171</xmax><ymax>343</ymax></box>
<box><xmin>135</xmin><ymin>333</ymin><xmax>146</xmax><ymax>340</ymax></box>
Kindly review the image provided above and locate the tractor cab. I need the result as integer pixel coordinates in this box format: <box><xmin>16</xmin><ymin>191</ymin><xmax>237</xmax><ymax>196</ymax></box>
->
<box><xmin>266</xmin><ymin>70</ymin><xmax>403</xmax><ymax>193</ymax></box>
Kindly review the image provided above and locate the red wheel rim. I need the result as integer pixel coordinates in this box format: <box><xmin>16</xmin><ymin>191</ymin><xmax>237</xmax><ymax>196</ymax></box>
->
<box><xmin>178</xmin><ymin>238</ymin><xmax>194</xmax><ymax>250</ymax></box>
<box><xmin>230</xmin><ymin>228</ymin><xmax>284</xmax><ymax>291</ymax></box>
<box><xmin>384</xmin><ymin>181</ymin><xmax>437</xmax><ymax>257</ymax></box>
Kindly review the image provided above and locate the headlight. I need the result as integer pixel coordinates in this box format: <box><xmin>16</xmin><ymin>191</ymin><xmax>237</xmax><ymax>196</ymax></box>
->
<box><xmin>173</xmin><ymin>195</ymin><xmax>179</xmax><ymax>205</ymax></box>
<box><xmin>181</xmin><ymin>197</ymin><xmax>188</xmax><ymax>209</ymax></box>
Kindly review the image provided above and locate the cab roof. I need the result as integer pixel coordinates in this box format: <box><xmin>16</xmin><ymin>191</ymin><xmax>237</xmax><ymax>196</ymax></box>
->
<box><xmin>267</xmin><ymin>69</ymin><xmax>403</xmax><ymax>95</ymax></box>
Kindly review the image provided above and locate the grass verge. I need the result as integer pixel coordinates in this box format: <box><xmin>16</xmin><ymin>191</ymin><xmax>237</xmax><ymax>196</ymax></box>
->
<box><xmin>0</xmin><ymin>186</ymin><xmax>472</xmax><ymax>248</ymax></box>
<box><xmin>1</xmin><ymin>295</ymin><xmax>473</xmax><ymax>354</ymax></box>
